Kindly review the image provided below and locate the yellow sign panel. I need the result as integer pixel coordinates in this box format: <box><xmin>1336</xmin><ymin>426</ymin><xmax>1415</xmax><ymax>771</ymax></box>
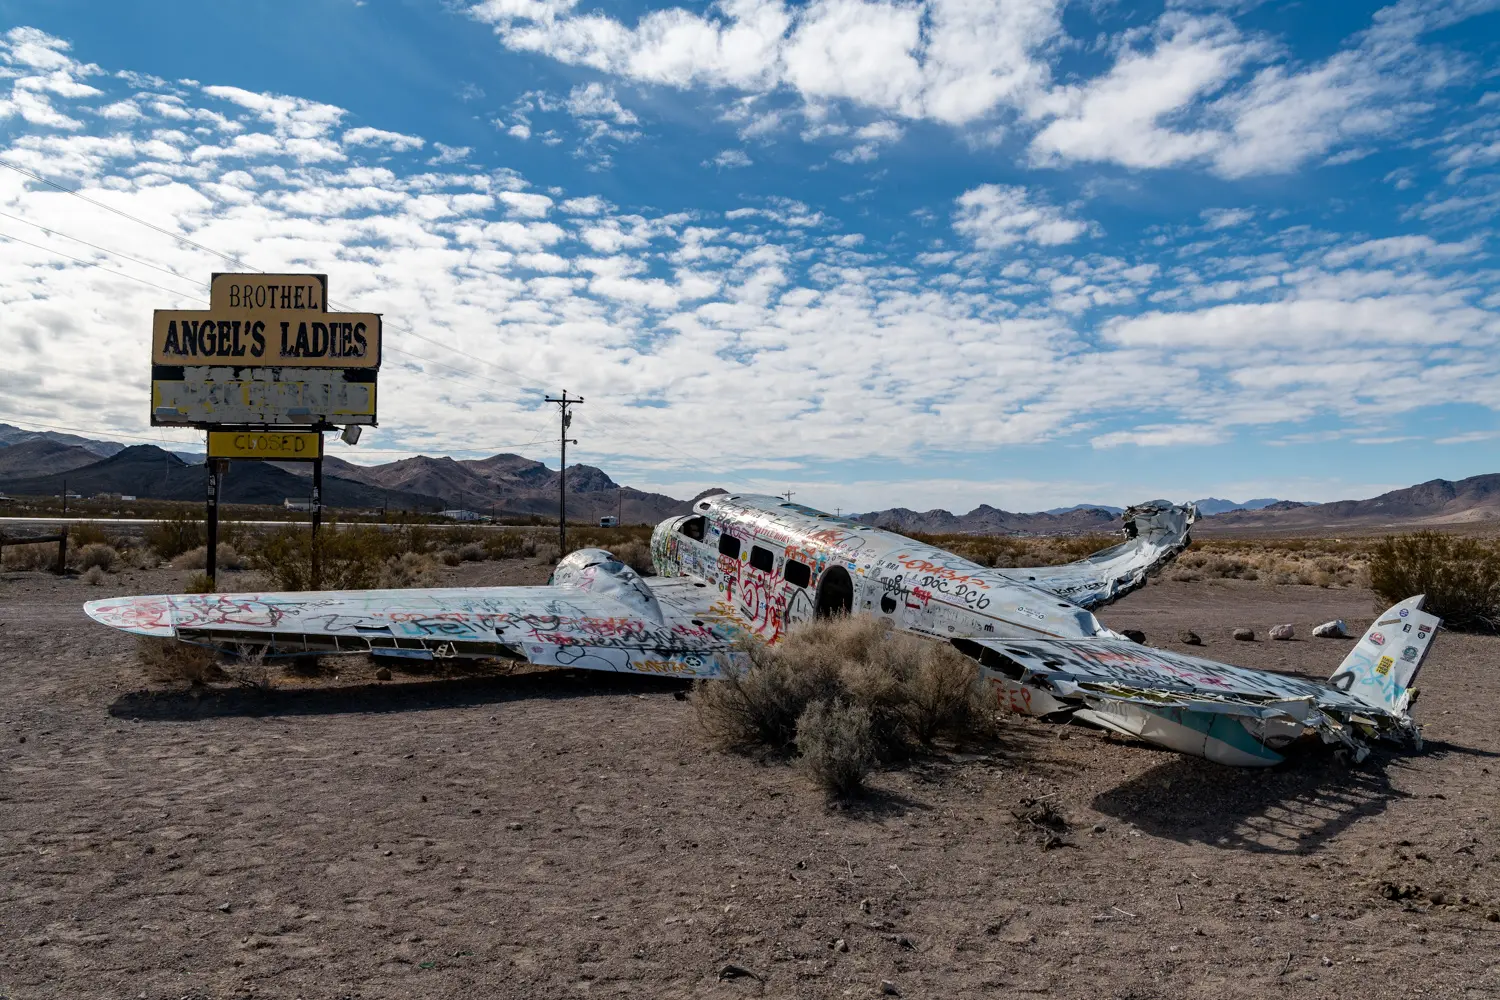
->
<box><xmin>152</xmin><ymin>273</ymin><xmax>381</xmax><ymax>368</ymax></box>
<box><xmin>208</xmin><ymin>431</ymin><xmax>324</xmax><ymax>460</ymax></box>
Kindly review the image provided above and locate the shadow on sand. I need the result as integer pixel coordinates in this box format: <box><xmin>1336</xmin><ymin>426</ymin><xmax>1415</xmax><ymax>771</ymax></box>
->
<box><xmin>1090</xmin><ymin>749</ymin><xmax>1410</xmax><ymax>854</ymax></box>
<box><xmin>109</xmin><ymin>669</ymin><xmax>691</xmax><ymax>721</ymax></box>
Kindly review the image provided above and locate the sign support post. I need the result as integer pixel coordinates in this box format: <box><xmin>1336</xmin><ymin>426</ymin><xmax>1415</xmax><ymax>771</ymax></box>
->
<box><xmin>311</xmin><ymin>455</ymin><xmax>323</xmax><ymax>589</ymax></box>
<box><xmin>206</xmin><ymin>453</ymin><xmax>222</xmax><ymax>586</ymax></box>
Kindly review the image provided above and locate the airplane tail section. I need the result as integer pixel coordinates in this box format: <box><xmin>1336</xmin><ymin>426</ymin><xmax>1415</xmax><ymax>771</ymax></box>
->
<box><xmin>1327</xmin><ymin>595</ymin><xmax>1440</xmax><ymax>716</ymax></box>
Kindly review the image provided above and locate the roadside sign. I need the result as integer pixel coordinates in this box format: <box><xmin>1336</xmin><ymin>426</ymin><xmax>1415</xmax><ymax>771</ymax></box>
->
<box><xmin>152</xmin><ymin>273</ymin><xmax>381</xmax><ymax>368</ymax></box>
<box><xmin>152</xmin><ymin>367</ymin><xmax>376</xmax><ymax>427</ymax></box>
<box><xmin>207</xmin><ymin>431</ymin><xmax>323</xmax><ymax>461</ymax></box>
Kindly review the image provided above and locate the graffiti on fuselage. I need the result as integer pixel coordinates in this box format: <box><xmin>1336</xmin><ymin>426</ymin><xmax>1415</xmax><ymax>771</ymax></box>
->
<box><xmin>651</xmin><ymin>493</ymin><xmax>1107</xmax><ymax>644</ymax></box>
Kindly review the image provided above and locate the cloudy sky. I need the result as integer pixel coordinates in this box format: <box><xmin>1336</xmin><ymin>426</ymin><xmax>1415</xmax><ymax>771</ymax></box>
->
<box><xmin>0</xmin><ymin>0</ymin><xmax>1496</xmax><ymax>513</ymax></box>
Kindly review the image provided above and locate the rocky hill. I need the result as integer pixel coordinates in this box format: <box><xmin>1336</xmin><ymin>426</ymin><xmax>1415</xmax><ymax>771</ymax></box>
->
<box><xmin>855</xmin><ymin>504</ymin><xmax>1132</xmax><ymax>536</ymax></box>
<box><xmin>1196</xmin><ymin>475</ymin><xmax>1500</xmax><ymax>534</ymax></box>
<box><xmin>0</xmin><ymin>445</ymin><xmax>441</xmax><ymax>510</ymax></box>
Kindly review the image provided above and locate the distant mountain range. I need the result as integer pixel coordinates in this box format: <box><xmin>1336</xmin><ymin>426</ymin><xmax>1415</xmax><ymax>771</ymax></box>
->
<box><xmin>0</xmin><ymin>434</ymin><xmax>701</xmax><ymax>523</ymax></box>
<box><xmin>3</xmin><ymin>426</ymin><xmax>1498</xmax><ymax>534</ymax></box>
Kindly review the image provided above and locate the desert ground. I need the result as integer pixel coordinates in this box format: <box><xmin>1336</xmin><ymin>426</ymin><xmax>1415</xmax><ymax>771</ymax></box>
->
<box><xmin>2</xmin><ymin>560</ymin><xmax>1498</xmax><ymax>999</ymax></box>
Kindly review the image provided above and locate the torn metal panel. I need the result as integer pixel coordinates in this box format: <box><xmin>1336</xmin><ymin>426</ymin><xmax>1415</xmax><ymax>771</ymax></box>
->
<box><xmin>151</xmin><ymin>365</ymin><xmax>377</xmax><ymax>426</ymax></box>
<box><xmin>1000</xmin><ymin>501</ymin><xmax>1198</xmax><ymax>609</ymax></box>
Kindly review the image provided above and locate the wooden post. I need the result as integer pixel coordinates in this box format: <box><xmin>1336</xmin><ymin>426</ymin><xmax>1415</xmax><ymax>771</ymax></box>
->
<box><xmin>54</xmin><ymin>525</ymin><xmax>68</xmax><ymax>575</ymax></box>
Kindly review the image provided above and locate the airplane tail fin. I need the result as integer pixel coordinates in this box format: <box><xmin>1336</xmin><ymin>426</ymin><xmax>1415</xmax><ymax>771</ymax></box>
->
<box><xmin>1327</xmin><ymin>595</ymin><xmax>1440</xmax><ymax>716</ymax></box>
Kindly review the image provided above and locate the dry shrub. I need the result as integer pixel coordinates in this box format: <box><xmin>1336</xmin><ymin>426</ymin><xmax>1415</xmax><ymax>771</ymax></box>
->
<box><xmin>2</xmin><ymin>542</ymin><xmax>56</xmax><ymax>571</ymax></box>
<box><xmin>143</xmin><ymin>511</ymin><xmax>205</xmax><ymax>560</ymax></box>
<box><xmin>608</xmin><ymin>538</ymin><xmax>656</xmax><ymax>576</ymax></box>
<box><xmin>379</xmin><ymin>551</ymin><xmax>439</xmax><ymax>589</ymax></box>
<box><xmin>795</xmin><ymin>699</ymin><xmax>875</xmax><ymax>796</ymax></box>
<box><xmin>185</xmin><ymin>572</ymin><xmax>216</xmax><ymax>594</ymax></box>
<box><xmin>909</xmin><ymin>532</ymin><xmax>1119</xmax><ymax>569</ymax></box>
<box><xmin>439</xmin><ymin>547</ymin><xmax>463</xmax><ymax>566</ymax></box>
<box><xmin>137</xmin><ymin>636</ymin><xmax>222</xmax><ymax>686</ymax></box>
<box><xmin>696</xmin><ymin>617</ymin><xmax>992</xmax><ymax>770</ymax></box>
<box><xmin>252</xmin><ymin>524</ymin><xmax>395</xmax><ymax>591</ymax></box>
<box><xmin>484</xmin><ymin>531</ymin><xmax>539</xmax><ymax>560</ymax></box>
<box><xmin>535</xmin><ymin>543</ymin><xmax>561</xmax><ymax>564</ymax></box>
<box><xmin>174</xmin><ymin>543</ymin><xmax>247</xmax><ymax>571</ymax></box>
<box><xmin>1370</xmin><ymin>531</ymin><xmax>1500</xmax><ymax>633</ymax></box>
<box><xmin>69</xmin><ymin>521</ymin><xmax>112</xmax><ymax>547</ymax></box>
<box><xmin>82</xmin><ymin>565</ymin><xmax>107</xmax><ymax>586</ymax></box>
<box><xmin>1168</xmin><ymin>538</ymin><xmax>1372</xmax><ymax>588</ymax></box>
<box><xmin>457</xmin><ymin>541</ymin><xmax>487</xmax><ymax>562</ymax></box>
<box><xmin>75</xmin><ymin>542</ymin><xmax>118</xmax><ymax>572</ymax></box>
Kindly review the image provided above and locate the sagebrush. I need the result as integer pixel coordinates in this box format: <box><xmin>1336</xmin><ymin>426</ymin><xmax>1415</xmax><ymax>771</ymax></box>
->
<box><xmin>1370</xmin><ymin>531</ymin><xmax>1500</xmax><ymax>633</ymax></box>
<box><xmin>795</xmin><ymin>699</ymin><xmax>875</xmax><ymax>796</ymax></box>
<box><xmin>137</xmin><ymin>637</ymin><xmax>222</xmax><ymax>685</ymax></box>
<box><xmin>695</xmin><ymin>616</ymin><xmax>994</xmax><ymax>775</ymax></box>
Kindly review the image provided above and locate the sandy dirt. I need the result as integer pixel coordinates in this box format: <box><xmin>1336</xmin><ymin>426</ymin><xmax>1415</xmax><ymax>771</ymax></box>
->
<box><xmin>2</xmin><ymin>566</ymin><xmax>1498</xmax><ymax>999</ymax></box>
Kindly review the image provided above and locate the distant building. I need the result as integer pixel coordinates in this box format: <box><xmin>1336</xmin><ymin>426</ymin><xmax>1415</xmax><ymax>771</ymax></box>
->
<box><xmin>598</xmin><ymin>516</ymin><xmax>618</xmax><ymax>528</ymax></box>
<box><xmin>439</xmin><ymin>509</ymin><xmax>484</xmax><ymax>521</ymax></box>
<box><xmin>284</xmin><ymin>499</ymin><xmax>316</xmax><ymax>512</ymax></box>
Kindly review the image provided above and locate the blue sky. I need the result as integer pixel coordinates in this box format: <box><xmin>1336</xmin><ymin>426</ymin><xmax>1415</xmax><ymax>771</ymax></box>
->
<box><xmin>0</xmin><ymin>0</ymin><xmax>1496</xmax><ymax>513</ymax></box>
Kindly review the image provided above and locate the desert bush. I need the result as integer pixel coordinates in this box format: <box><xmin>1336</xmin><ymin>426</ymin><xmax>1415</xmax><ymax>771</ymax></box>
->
<box><xmin>535</xmin><ymin>543</ymin><xmax>561</xmax><ymax>564</ymax></box>
<box><xmin>696</xmin><ymin>639</ymin><xmax>844</xmax><ymax>751</ymax></box>
<box><xmin>457</xmin><ymin>541</ymin><xmax>488</xmax><ymax>562</ymax></box>
<box><xmin>82</xmin><ymin>565</ymin><xmax>107</xmax><ymax>586</ymax></box>
<box><xmin>69</xmin><ymin>521</ymin><xmax>112</xmax><ymax>547</ymax></box>
<box><xmin>1370</xmin><ymin>531</ymin><xmax>1500</xmax><ymax>633</ymax></box>
<box><xmin>174</xmin><ymin>543</ymin><xmax>247</xmax><ymax>571</ymax></box>
<box><xmin>75</xmin><ymin>542</ymin><xmax>118</xmax><ymax>573</ymax></box>
<box><xmin>252</xmin><ymin>523</ymin><xmax>397</xmax><ymax>591</ymax></box>
<box><xmin>484</xmin><ymin>531</ymin><xmax>539</xmax><ymax>560</ymax></box>
<box><xmin>185</xmin><ymin>572</ymin><xmax>216</xmax><ymax>594</ymax></box>
<box><xmin>143</xmin><ymin>511</ymin><xmax>205</xmax><ymax>560</ymax></box>
<box><xmin>439</xmin><ymin>547</ymin><xmax>462</xmax><ymax>566</ymax></box>
<box><xmin>1</xmin><ymin>541</ymin><xmax>56</xmax><ymax>571</ymax></box>
<box><xmin>137</xmin><ymin>636</ymin><xmax>222</xmax><ymax>685</ymax></box>
<box><xmin>795</xmin><ymin>699</ymin><xmax>875</xmax><ymax>797</ymax></box>
<box><xmin>909</xmin><ymin>532</ymin><xmax>1119</xmax><ymax>569</ymax></box>
<box><xmin>696</xmin><ymin>617</ymin><xmax>992</xmax><ymax>767</ymax></box>
<box><xmin>379</xmin><ymin>551</ymin><xmax>439</xmax><ymax>589</ymax></box>
<box><xmin>1167</xmin><ymin>538</ymin><xmax>1372</xmax><ymax>588</ymax></box>
<box><xmin>609</xmin><ymin>538</ymin><xmax>657</xmax><ymax>576</ymax></box>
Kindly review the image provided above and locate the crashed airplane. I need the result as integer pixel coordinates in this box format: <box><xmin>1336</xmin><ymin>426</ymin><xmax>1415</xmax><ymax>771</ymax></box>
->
<box><xmin>85</xmin><ymin>493</ymin><xmax>1438</xmax><ymax>767</ymax></box>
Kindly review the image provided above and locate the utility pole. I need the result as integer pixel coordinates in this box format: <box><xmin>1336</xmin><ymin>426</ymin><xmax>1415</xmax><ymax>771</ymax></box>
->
<box><xmin>62</xmin><ymin>478</ymin><xmax>67</xmax><ymax>516</ymax></box>
<box><xmin>544</xmin><ymin>392</ymin><xmax>583</xmax><ymax>553</ymax></box>
<box><xmin>781</xmin><ymin>489</ymin><xmax>795</xmax><ymax>503</ymax></box>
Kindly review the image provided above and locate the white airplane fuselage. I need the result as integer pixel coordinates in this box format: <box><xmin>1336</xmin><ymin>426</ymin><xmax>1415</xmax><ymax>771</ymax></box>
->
<box><xmin>651</xmin><ymin>493</ymin><xmax>1113</xmax><ymax>647</ymax></box>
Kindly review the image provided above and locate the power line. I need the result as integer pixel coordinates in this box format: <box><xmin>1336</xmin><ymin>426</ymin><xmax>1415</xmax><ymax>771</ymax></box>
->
<box><xmin>0</xmin><ymin>231</ymin><xmax>204</xmax><ymax>301</ymax></box>
<box><xmin>0</xmin><ymin>156</ymin><xmax>255</xmax><ymax>270</ymax></box>
<box><xmin>0</xmin><ymin>207</ymin><xmax>206</xmax><ymax>286</ymax></box>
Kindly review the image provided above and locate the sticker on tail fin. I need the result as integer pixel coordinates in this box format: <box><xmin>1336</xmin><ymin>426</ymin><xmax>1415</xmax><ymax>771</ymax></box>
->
<box><xmin>1327</xmin><ymin>595</ymin><xmax>1439</xmax><ymax>715</ymax></box>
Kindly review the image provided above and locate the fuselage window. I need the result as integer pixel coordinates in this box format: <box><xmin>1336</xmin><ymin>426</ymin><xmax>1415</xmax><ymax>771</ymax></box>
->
<box><xmin>783</xmin><ymin>559</ymin><xmax>811</xmax><ymax>589</ymax></box>
<box><xmin>719</xmin><ymin>534</ymin><xmax>741</xmax><ymax>559</ymax></box>
<box><xmin>749</xmin><ymin>545</ymin><xmax>774</xmax><ymax>573</ymax></box>
<box><xmin>680</xmin><ymin>516</ymin><xmax>706</xmax><ymax>541</ymax></box>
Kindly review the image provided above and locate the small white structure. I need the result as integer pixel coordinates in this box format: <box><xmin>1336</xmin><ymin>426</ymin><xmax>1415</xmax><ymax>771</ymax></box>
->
<box><xmin>598</xmin><ymin>516</ymin><xmax>619</xmax><ymax>528</ymax></box>
<box><xmin>440</xmin><ymin>509</ymin><xmax>484</xmax><ymax>522</ymax></box>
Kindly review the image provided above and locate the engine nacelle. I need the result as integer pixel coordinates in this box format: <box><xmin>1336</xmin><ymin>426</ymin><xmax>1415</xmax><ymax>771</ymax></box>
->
<box><xmin>550</xmin><ymin>548</ymin><xmax>664</xmax><ymax>623</ymax></box>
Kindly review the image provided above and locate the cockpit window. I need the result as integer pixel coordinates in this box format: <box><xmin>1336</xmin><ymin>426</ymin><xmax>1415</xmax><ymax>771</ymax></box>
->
<box><xmin>718</xmin><ymin>534</ymin><xmax>741</xmax><ymax>559</ymax></box>
<box><xmin>749</xmin><ymin>545</ymin><xmax>774</xmax><ymax>573</ymax></box>
<box><xmin>680</xmin><ymin>516</ymin><xmax>706</xmax><ymax>541</ymax></box>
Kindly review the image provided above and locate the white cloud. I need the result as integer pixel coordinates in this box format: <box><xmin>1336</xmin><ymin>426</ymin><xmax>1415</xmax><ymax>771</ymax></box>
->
<box><xmin>952</xmin><ymin>184</ymin><xmax>1090</xmax><ymax>249</ymax></box>
<box><xmin>342</xmin><ymin>126</ymin><xmax>425</xmax><ymax>151</ymax></box>
<box><xmin>564</xmin><ymin>81</ymin><xmax>638</xmax><ymax>124</ymax></box>
<box><xmin>428</xmin><ymin>142</ymin><xmax>471</xmax><ymax>164</ymax></box>
<box><xmin>1092</xmin><ymin>424</ymin><xmax>1227</xmax><ymax>449</ymax></box>
<box><xmin>498</xmin><ymin>190</ymin><xmax>555</xmax><ymax>217</ymax></box>
<box><xmin>708</xmin><ymin>148</ymin><xmax>753</xmax><ymax>168</ymax></box>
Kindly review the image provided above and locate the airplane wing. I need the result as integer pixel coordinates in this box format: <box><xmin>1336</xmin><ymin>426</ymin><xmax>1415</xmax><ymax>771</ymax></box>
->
<box><xmin>999</xmin><ymin>501</ymin><xmax>1196</xmax><ymax>609</ymax></box>
<box><xmin>954</xmin><ymin>597</ymin><xmax>1437</xmax><ymax>766</ymax></box>
<box><xmin>85</xmin><ymin>549</ymin><xmax>748</xmax><ymax>680</ymax></box>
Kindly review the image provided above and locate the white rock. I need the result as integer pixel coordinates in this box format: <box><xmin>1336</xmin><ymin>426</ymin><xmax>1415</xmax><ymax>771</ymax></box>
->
<box><xmin>1270</xmin><ymin>624</ymin><xmax>1295</xmax><ymax>640</ymax></box>
<box><xmin>1312</xmin><ymin>620</ymin><xmax>1348</xmax><ymax>638</ymax></box>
